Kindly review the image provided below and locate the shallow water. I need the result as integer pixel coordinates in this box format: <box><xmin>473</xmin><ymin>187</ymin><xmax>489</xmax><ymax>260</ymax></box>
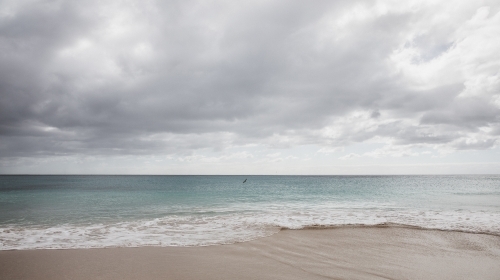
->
<box><xmin>0</xmin><ymin>175</ymin><xmax>499</xmax><ymax>249</ymax></box>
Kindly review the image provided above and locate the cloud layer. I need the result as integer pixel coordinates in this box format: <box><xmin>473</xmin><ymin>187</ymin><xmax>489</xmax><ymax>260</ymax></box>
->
<box><xmin>1</xmin><ymin>0</ymin><xmax>499</xmax><ymax>173</ymax></box>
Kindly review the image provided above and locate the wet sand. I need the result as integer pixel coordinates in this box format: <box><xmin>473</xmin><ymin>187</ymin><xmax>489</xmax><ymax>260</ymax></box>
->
<box><xmin>1</xmin><ymin>226</ymin><xmax>499</xmax><ymax>280</ymax></box>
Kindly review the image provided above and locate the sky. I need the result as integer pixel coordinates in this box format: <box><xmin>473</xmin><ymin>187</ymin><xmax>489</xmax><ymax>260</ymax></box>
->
<box><xmin>0</xmin><ymin>0</ymin><xmax>499</xmax><ymax>175</ymax></box>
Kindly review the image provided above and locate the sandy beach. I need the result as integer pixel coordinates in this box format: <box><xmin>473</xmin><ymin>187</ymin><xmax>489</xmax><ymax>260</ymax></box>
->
<box><xmin>1</xmin><ymin>225</ymin><xmax>499</xmax><ymax>280</ymax></box>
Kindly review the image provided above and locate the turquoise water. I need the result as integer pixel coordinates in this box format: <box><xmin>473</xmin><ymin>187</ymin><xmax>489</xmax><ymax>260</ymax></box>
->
<box><xmin>0</xmin><ymin>175</ymin><xmax>499</xmax><ymax>249</ymax></box>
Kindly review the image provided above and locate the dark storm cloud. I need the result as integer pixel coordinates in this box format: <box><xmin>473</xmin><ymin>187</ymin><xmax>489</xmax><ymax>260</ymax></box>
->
<box><xmin>0</xmin><ymin>0</ymin><xmax>499</xmax><ymax>163</ymax></box>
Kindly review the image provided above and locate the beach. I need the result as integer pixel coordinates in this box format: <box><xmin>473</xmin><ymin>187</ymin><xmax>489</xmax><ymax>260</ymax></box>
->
<box><xmin>1</xmin><ymin>225</ymin><xmax>499</xmax><ymax>280</ymax></box>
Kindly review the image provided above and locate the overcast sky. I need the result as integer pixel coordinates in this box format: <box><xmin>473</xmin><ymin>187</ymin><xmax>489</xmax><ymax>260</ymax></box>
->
<box><xmin>1</xmin><ymin>0</ymin><xmax>499</xmax><ymax>174</ymax></box>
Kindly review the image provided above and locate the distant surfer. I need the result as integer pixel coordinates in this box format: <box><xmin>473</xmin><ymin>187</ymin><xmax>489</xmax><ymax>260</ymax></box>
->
<box><xmin>243</xmin><ymin>179</ymin><xmax>247</xmax><ymax>183</ymax></box>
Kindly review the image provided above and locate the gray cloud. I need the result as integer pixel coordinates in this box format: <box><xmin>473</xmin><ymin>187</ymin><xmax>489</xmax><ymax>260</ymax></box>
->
<box><xmin>1</xmin><ymin>0</ymin><xmax>499</xmax><ymax>169</ymax></box>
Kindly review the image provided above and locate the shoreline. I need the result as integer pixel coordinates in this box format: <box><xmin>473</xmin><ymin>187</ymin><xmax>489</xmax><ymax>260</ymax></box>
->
<box><xmin>3</xmin><ymin>222</ymin><xmax>499</xmax><ymax>251</ymax></box>
<box><xmin>286</xmin><ymin>222</ymin><xmax>500</xmax><ymax>237</ymax></box>
<box><xmin>1</xmin><ymin>226</ymin><xmax>500</xmax><ymax>279</ymax></box>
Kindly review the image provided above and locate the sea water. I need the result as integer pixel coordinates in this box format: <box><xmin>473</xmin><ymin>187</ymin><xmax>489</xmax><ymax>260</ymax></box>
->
<box><xmin>0</xmin><ymin>175</ymin><xmax>499</xmax><ymax>250</ymax></box>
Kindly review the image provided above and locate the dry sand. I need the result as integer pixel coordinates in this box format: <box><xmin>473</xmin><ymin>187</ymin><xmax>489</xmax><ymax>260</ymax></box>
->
<box><xmin>1</xmin><ymin>225</ymin><xmax>500</xmax><ymax>280</ymax></box>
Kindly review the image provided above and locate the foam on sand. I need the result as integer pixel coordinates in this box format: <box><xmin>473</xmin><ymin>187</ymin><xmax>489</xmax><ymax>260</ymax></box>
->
<box><xmin>1</xmin><ymin>205</ymin><xmax>499</xmax><ymax>250</ymax></box>
<box><xmin>1</xmin><ymin>226</ymin><xmax>499</xmax><ymax>280</ymax></box>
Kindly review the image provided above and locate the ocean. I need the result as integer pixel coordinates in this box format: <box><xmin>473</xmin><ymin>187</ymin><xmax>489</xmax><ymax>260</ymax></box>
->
<box><xmin>0</xmin><ymin>175</ymin><xmax>499</xmax><ymax>250</ymax></box>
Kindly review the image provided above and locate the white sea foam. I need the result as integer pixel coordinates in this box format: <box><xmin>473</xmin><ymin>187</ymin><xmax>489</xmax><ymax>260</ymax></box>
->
<box><xmin>1</xmin><ymin>206</ymin><xmax>499</xmax><ymax>250</ymax></box>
